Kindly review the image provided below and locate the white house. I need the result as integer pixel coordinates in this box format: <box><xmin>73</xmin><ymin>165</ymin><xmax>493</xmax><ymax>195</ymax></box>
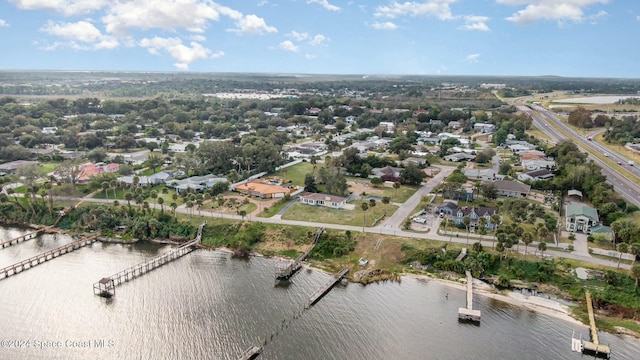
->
<box><xmin>517</xmin><ymin>169</ymin><xmax>555</xmax><ymax>182</ymax></box>
<box><xmin>473</xmin><ymin>123</ymin><xmax>495</xmax><ymax>133</ymax></box>
<box><xmin>565</xmin><ymin>204</ymin><xmax>600</xmax><ymax>233</ymax></box>
<box><xmin>299</xmin><ymin>193</ymin><xmax>348</xmax><ymax>209</ymax></box>
<box><xmin>522</xmin><ymin>159</ymin><xmax>556</xmax><ymax>171</ymax></box>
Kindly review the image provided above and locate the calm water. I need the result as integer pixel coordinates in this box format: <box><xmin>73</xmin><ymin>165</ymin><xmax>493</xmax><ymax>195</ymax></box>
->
<box><xmin>1</xmin><ymin>226</ymin><xmax>639</xmax><ymax>360</ymax></box>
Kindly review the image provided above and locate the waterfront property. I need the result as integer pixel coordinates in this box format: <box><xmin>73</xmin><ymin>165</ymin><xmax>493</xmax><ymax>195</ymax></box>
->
<box><xmin>299</xmin><ymin>193</ymin><xmax>348</xmax><ymax>209</ymax></box>
<box><xmin>233</xmin><ymin>180</ymin><xmax>293</xmax><ymax>199</ymax></box>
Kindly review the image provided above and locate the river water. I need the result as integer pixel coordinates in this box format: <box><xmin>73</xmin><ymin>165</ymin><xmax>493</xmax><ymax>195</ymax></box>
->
<box><xmin>1</xmin><ymin>226</ymin><xmax>639</xmax><ymax>360</ymax></box>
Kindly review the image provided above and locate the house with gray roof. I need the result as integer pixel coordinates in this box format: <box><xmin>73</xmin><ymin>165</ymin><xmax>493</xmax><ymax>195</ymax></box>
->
<box><xmin>565</xmin><ymin>204</ymin><xmax>600</xmax><ymax>234</ymax></box>
<box><xmin>491</xmin><ymin>180</ymin><xmax>531</xmax><ymax>198</ymax></box>
<box><xmin>517</xmin><ymin>169</ymin><xmax>555</xmax><ymax>182</ymax></box>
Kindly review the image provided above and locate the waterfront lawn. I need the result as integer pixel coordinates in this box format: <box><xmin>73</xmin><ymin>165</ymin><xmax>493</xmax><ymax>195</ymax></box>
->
<box><xmin>281</xmin><ymin>201</ymin><xmax>398</xmax><ymax>227</ymax></box>
<box><xmin>273</xmin><ymin>162</ymin><xmax>314</xmax><ymax>186</ymax></box>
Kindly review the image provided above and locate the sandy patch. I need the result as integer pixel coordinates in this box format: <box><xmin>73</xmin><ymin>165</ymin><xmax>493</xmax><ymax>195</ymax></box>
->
<box><xmin>402</xmin><ymin>273</ymin><xmax>585</xmax><ymax>327</ymax></box>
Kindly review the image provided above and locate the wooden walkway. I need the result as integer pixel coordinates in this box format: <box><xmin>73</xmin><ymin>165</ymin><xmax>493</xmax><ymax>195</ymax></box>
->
<box><xmin>306</xmin><ymin>268</ymin><xmax>348</xmax><ymax>309</ymax></box>
<box><xmin>94</xmin><ymin>222</ymin><xmax>206</xmax><ymax>297</ymax></box>
<box><xmin>582</xmin><ymin>291</ymin><xmax>611</xmax><ymax>358</ymax></box>
<box><xmin>458</xmin><ymin>271</ymin><xmax>481</xmax><ymax>322</ymax></box>
<box><xmin>275</xmin><ymin>227</ymin><xmax>324</xmax><ymax>280</ymax></box>
<box><xmin>0</xmin><ymin>233</ymin><xmax>101</xmax><ymax>280</ymax></box>
<box><xmin>0</xmin><ymin>203</ymin><xmax>75</xmax><ymax>249</ymax></box>
<box><xmin>238</xmin><ymin>346</ymin><xmax>263</xmax><ymax>360</ymax></box>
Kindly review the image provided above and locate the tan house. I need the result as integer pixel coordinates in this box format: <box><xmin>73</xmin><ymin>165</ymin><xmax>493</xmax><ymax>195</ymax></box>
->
<box><xmin>234</xmin><ymin>180</ymin><xmax>292</xmax><ymax>199</ymax></box>
<box><xmin>299</xmin><ymin>192</ymin><xmax>348</xmax><ymax>209</ymax></box>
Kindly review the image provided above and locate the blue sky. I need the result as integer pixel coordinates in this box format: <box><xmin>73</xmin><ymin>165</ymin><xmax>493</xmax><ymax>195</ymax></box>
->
<box><xmin>0</xmin><ymin>0</ymin><xmax>638</xmax><ymax>77</ymax></box>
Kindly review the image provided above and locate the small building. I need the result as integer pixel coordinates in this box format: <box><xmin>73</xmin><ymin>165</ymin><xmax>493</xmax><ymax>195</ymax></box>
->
<box><xmin>400</xmin><ymin>157</ymin><xmax>428</xmax><ymax>168</ymax></box>
<box><xmin>371</xmin><ymin>166</ymin><xmax>403</xmax><ymax>178</ymax></box>
<box><xmin>464</xmin><ymin>168</ymin><xmax>501</xmax><ymax>181</ymax></box>
<box><xmin>473</xmin><ymin>123</ymin><xmax>495</xmax><ymax>133</ymax></box>
<box><xmin>299</xmin><ymin>192</ymin><xmax>348</xmax><ymax>209</ymax></box>
<box><xmin>565</xmin><ymin>204</ymin><xmax>600</xmax><ymax>234</ymax></box>
<box><xmin>517</xmin><ymin>169</ymin><xmax>555</xmax><ymax>182</ymax></box>
<box><xmin>521</xmin><ymin>159</ymin><xmax>556</xmax><ymax>171</ymax></box>
<box><xmin>0</xmin><ymin>160</ymin><xmax>40</xmax><ymax>174</ymax></box>
<box><xmin>165</xmin><ymin>174</ymin><xmax>227</xmax><ymax>193</ymax></box>
<box><xmin>492</xmin><ymin>180</ymin><xmax>531</xmax><ymax>198</ymax></box>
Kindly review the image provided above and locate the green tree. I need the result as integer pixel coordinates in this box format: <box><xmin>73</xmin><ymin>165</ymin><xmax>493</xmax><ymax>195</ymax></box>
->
<box><xmin>361</xmin><ymin>202</ymin><xmax>369</xmax><ymax>231</ymax></box>
<box><xmin>400</xmin><ymin>163</ymin><xmax>426</xmax><ymax>185</ymax></box>
<box><xmin>463</xmin><ymin>216</ymin><xmax>471</xmax><ymax>244</ymax></box>
<box><xmin>537</xmin><ymin>241</ymin><xmax>547</xmax><ymax>258</ymax></box>
<box><xmin>522</xmin><ymin>231</ymin><xmax>533</xmax><ymax>260</ymax></box>
<box><xmin>304</xmin><ymin>173</ymin><xmax>318</xmax><ymax>193</ymax></box>
<box><xmin>631</xmin><ymin>264</ymin><xmax>640</xmax><ymax>289</ymax></box>
<box><xmin>381</xmin><ymin>196</ymin><xmax>391</xmax><ymax>216</ymax></box>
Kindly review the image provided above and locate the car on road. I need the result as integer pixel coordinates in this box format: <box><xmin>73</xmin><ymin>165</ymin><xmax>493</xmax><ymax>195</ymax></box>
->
<box><xmin>604</xmin><ymin>153</ymin><xmax>609</xmax><ymax>157</ymax></box>
<box><xmin>617</xmin><ymin>161</ymin><xmax>622</xmax><ymax>165</ymax></box>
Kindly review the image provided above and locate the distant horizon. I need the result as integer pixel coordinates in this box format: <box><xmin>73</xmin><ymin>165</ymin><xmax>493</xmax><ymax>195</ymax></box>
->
<box><xmin>1</xmin><ymin>1</ymin><xmax>639</xmax><ymax>78</ymax></box>
<box><xmin>1</xmin><ymin>68</ymin><xmax>639</xmax><ymax>81</ymax></box>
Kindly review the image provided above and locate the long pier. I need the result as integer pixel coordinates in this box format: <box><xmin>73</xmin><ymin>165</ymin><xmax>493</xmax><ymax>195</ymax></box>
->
<box><xmin>275</xmin><ymin>227</ymin><xmax>324</xmax><ymax>280</ymax></box>
<box><xmin>458</xmin><ymin>271</ymin><xmax>481</xmax><ymax>323</ymax></box>
<box><xmin>306</xmin><ymin>268</ymin><xmax>348</xmax><ymax>308</ymax></box>
<box><xmin>0</xmin><ymin>203</ymin><xmax>75</xmax><ymax>249</ymax></box>
<box><xmin>0</xmin><ymin>233</ymin><xmax>101</xmax><ymax>280</ymax></box>
<box><xmin>581</xmin><ymin>291</ymin><xmax>611</xmax><ymax>359</ymax></box>
<box><xmin>94</xmin><ymin>222</ymin><xmax>206</xmax><ymax>298</ymax></box>
<box><xmin>238</xmin><ymin>346</ymin><xmax>263</xmax><ymax>360</ymax></box>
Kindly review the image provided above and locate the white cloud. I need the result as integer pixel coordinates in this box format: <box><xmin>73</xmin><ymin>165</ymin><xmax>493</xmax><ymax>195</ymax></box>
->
<box><xmin>374</xmin><ymin>0</ymin><xmax>457</xmax><ymax>20</ymax></box>
<box><xmin>228</xmin><ymin>14</ymin><xmax>277</xmax><ymax>35</ymax></box>
<box><xmin>309</xmin><ymin>34</ymin><xmax>327</xmax><ymax>46</ymax></box>
<box><xmin>9</xmin><ymin>0</ymin><xmax>107</xmax><ymax>16</ymax></box>
<box><xmin>189</xmin><ymin>34</ymin><xmax>207</xmax><ymax>42</ymax></box>
<box><xmin>371</xmin><ymin>21</ymin><xmax>398</xmax><ymax>30</ymax></box>
<box><xmin>288</xmin><ymin>31</ymin><xmax>309</xmax><ymax>41</ymax></box>
<box><xmin>305</xmin><ymin>53</ymin><xmax>317</xmax><ymax>59</ymax></box>
<box><xmin>0</xmin><ymin>19</ymin><xmax>8</xmax><ymax>27</ymax></box>
<box><xmin>139</xmin><ymin>36</ymin><xmax>214</xmax><ymax>69</ymax></box>
<box><xmin>465</xmin><ymin>53</ymin><xmax>480</xmax><ymax>63</ymax></box>
<box><xmin>497</xmin><ymin>0</ymin><xmax>609</xmax><ymax>25</ymax></box>
<box><xmin>458</xmin><ymin>15</ymin><xmax>490</xmax><ymax>31</ymax></box>
<box><xmin>41</xmin><ymin>20</ymin><xmax>119</xmax><ymax>49</ymax></box>
<box><xmin>308</xmin><ymin>0</ymin><xmax>340</xmax><ymax>12</ymax></box>
<box><xmin>637</xmin><ymin>15</ymin><xmax>640</xmax><ymax>21</ymax></box>
<box><xmin>279</xmin><ymin>40</ymin><xmax>299</xmax><ymax>52</ymax></box>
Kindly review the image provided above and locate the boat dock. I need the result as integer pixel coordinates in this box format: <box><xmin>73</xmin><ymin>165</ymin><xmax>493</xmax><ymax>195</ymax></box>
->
<box><xmin>581</xmin><ymin>291</ymin><xmax>611</xmax><ymax>359</ymax></box>
<box><xmin>306</xmin><ymin>268</ymin><xmax>348</xmax><ymax>308</ymax></box>
<box><xmin>93</xmin><ymin>222</ymin><xmax>206</xmax><ymax>298</ymax></box>
<box><xmin>275</xmin><ymin>227</ymin><xmax>324</xmax><ymax>280</ymax></box>
<box><xmin>0</xmin><ymin>202</ymin><xmax>77</xmax><ymax>249</ymax></box>
<box><xmin>238</xmin><ymin>345</ymin><xmax>263</xmax><ymax>360</ymax></box>
<box><xmin>0</xmin><ymin>233</ymin><xmax>101</xmax><ymax>280</ymax></box>
<box><xmin>458</xmin><ymin>271</ymin><xmax>481</xmax><ymax>323</ymax></box>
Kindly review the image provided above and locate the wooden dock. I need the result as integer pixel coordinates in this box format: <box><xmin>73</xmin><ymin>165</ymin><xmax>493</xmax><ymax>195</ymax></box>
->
<box><xmin>94</xmin><ymin>222</ymin><xmax>206</xmax><ymax>298</ymax></box>
<box><xmin>275</xmin><ymin>227</ymin><xmax>324</xmax><ymax>280</ymax></box>
<box><xmin>238</xmin><ymin>345</ymin><xmax>262</xmax><ymax>360</ymax></box>
<box><xmin>306</xmin><ymin>268</ymin><xmax>348</xmax><ymax>308</ymax></box>
<box><xmin>458</xmin><ymin>271</ymin><xmax>481</xmax><ymax>323</ymax></box>
<box><xmin>581</xmin><ymin>291</ymin><xmax>611</xmax><ymax>359</ymax></box>
<box><xmin>0</xmin><ymin>203</ymin><xmax>75</xmax><ymax>250</ymax></box>
<box><xmin>0</xmin><ymin>233</ymin><xmax>100</xmax><ymax>280</ymax></box>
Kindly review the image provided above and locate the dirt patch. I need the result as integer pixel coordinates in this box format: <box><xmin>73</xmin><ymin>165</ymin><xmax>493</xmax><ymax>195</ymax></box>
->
<box><xmin>255</xmin><ymin>228</ymin><xmax>310</xmax><ymax>253</ymax></box>
<box><xmin>348</xmin><ymin>180</ymin><xmax>385</xmax><ymax>197</ymax></box>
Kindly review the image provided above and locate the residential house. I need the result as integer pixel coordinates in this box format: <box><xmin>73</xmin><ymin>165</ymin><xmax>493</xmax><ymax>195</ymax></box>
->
<box><xmin>473</xmin><ymin>123</ymin><xmax>495</xmax><ymax>133</ymax></box>
<box><xmin>378</xmin><ymin>121</ymin><xmax>395</xmax><ymax>131</ymax></box>
<box><xmin>42</xmin><ymin>126</ymin><xmax>58</xmax><ymax>134</ymax></box>
<box><xmin>565</xmin><ymin>204</ymin><xmax>601</xmax><ymax>234</ymax></box>
<box><xmin>448</xmin><ymin>205</ymin><xmax>500</xmax><ymax>230</ymax></box>
<box><xmin>0</xmin><ymin>160</ymin><xmax>40</xmax><ymax>174</ymax></box>
<box><xmin>400</xmin><ymin>157</ymin><xmax>428</xmax><ymax>168</ymax></box>
<box><xmin>77</xmin><ymin>162</ymin><xmax>120</xmax><ymax>184</ymax></box>
<box><xmin>444</xmin><ymin>153</ymin><xmax>476</xmax><ymax>162</ymax></box>
<box><xmin>492</xmin><ymin>180</ymin><xmax>531</xmax><ymax>198</ymax></box>
<box><xmin>435</xmin><ymin>201</ymin><xmax>458</xmax><ymax>216</ymax></box>
<box><xmin>165</xmin><ymin>174</ymin><xmax>226</xmax><ymax>193</ymax></box>
<box><xmin>508</xmin><ymin>144</ymin><xmax>536</xmax><ymax>153</ymax></box>
<box><xmin>299</xmin><ymin>192</ymin><xmax>348</xmax><ymax>209</ymax></box>
<box><xmin>517</xmin><ymin>169</ymin><xmax>555</xmax><ymax>182</ymax></box>
<box><xmin>371</xmin><ymin>166</ymin><xmax>403</xmax><ymax>178</ymax></box>
<box><xmin>464</xmin><ymin>168</ymin><xmax>502</xmax><ymax>181</ymax></box>
<box><xmin>521</xmin><ymin>159</ymin><xmax>556</xmax><ymax>171</ymax></box>
<box><xmin>448</xmin><ymin>121</ymin><xmax>462</xmax><ymax>130</ymax></box>
<box><xmin>233</xmin><ymin>180</ymin><xmax>292</xmax><ymax>199</ymax></box>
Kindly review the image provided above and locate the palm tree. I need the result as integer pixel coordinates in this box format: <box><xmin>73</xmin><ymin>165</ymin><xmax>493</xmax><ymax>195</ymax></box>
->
<box><xmin>522</xmin><ymin>231</ymin><xmax>534</xmax><ymax>260</ymax></box>
<box><xmin>186</xmin><ymin>200</ymin><xmax>194</xmax><ymax>218</ymax></box>
<box><xmin>361</xmin><ymin>202</ymin><xmax>369</xmax><ymax>232</ymax></box>
<box><xmin>631</xmin><ymin>264</ymin><xmax>640</xmax><ymax>289</ymax></box>
<box><xmin>393</xmin><ymin>182</ymin><xmax>401</xmax><ymax>199</ymax></box>
<box><xmin>125</xmin><ymin>192</ymin><xmax>133</xmax><ymax>207</ymax></box>
<box><xmin>496</xmin><ymin>241</ymin><xmax>505</xmax><ymax>262</ymax></box>
<box><xmin>102</xmin><ymin>181</ymin><xmax>110</xmax><ymax>199</ymax></box>
<box><xmin>463</xmin><ymin>216</ymin><xmax>471</xmax><ymax>244</ymax></box>
<box><xmin>110</xmin><ymin>179</ymin><xmax>118</xmax><ymax>198</ymax></box>
<box><xmin>617</xmin><ymin>242</ymin><xmax>628</xmax><ymax>269</ymax></box>
<box><xmin>170</xmin><ymin>202</ymin><xmax>178</xmax><ymax>217</ymax></box>
<box><xmin>381</xmin><ymin>196</ymin><xmax>390</xmax><ymax>216</ymax></box>
<box><xmin>478</xmin><ymin>216</ymin><xmax>487</xmax><ymax>238</ymax></box>
<box><xmin>239</xmin><ymin>209</ymin><xmax>247</xmax><ymax>220</ymax></box>
<box><xmin>158</xmin><ymin>197</ymin><xmax>165</xmax><ymax>213</ymax></box>
<box><xmin>490</xmin><ymin>214</ymin><xmax>501</xmax><ymax>248</ymax></box>
<box><xmin>537</xmin><ymin>241</ymin><xmax>547</xmax><ymax>258</ymax></box>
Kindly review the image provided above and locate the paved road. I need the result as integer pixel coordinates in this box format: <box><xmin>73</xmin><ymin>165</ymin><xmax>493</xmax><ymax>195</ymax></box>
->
<box><xmin>379</xmin><ymin>165</ymin><xmax>455</xmax><ymax>229</ymax></box>
<box><xmin>517</xmin><ymin>103</ymin><xmax>640</xmax><ymax>208</ymax></box>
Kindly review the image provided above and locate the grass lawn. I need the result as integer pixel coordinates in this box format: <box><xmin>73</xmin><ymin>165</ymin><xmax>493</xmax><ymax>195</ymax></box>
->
<box><xmin>381</xmin><ymin>185</ymin><xmax>419</xmax><ymax>203</ymax></box>
<box><xmin>40</xmin><ymin>162</ymin><xmax>58</xmax><ymax>174</ymax></box>
<box><xmin>257</xmin><ymin>199</ymin><xmax>290</xmax><ymax>218</ymax></box>
<box><xmin>281</xmin><ymin>201</ymin><xmax>398</xmax><ymax>227</ymax></box>
<box><xmin>273</xmin><ymin>162</ymin><xmax>315</xmax><ymax>186</ymax></box>
<box><xmin>93</xmin><ymin>188</ymin><xmax>129</xmax><ymax>200</ymax></box>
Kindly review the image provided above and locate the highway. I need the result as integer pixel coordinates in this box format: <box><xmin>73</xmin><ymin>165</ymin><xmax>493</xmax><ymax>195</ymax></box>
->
<box><xmin>516</xmin><ymin>103</ymin><xmax>640</xmax><ymax>208</ymax></box>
